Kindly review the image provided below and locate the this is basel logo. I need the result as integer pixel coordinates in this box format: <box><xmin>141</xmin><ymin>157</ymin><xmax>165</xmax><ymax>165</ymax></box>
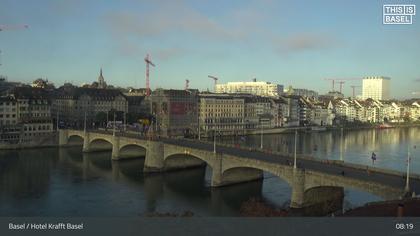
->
<box><xmin>383</xmin><ymin>4</ymin><xmax>416</xmax><ymax>24</ymax></box>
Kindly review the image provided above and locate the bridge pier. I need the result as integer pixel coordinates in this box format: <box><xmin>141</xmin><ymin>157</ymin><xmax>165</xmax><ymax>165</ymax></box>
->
<box><xmin>143</xmin><ymin>141</ymin><xmax>164</xmax><ymax>173</ymax></box>
<box><xmin>111</xmin><ymin>161</ymin><xmax>121</xmax><ymax>181</ymax></box>
<box><xmin>58</xmin><ymin>129</ymin><xmax>69</xmax><ymax>146</ymax></box>
<box><xmin>111</xmin><ymin>136</ymin><xmax>120</xmax><ymax>160</ymax></box>
<box><xmin>290</xmin><ymin>169</ymin><xmax>305</xmax><ymax>208</ymax></box>
<box><xmin>82</xmin><ymin>132</ymin><xmax>90</xmax><ymax>152</ymax></box>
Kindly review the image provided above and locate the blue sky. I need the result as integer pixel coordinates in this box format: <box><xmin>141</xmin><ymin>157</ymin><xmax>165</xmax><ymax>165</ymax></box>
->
<box><xmin>0</xmin><ymin>0</ymin><xmax>419</xmax><ymax>98</ymax></box>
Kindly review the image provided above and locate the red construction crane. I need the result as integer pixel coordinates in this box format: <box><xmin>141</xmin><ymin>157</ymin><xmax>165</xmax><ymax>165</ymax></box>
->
<box><xmin>185</xmin><ymin>79</ymin><xmax>189</xmax><ymax>90</ymax></box>
<box><xmin>208</xmin><ymin>75</ymin><xmax>218</xmax><ymax>92</ymax></box>
<box><xmin>144</xmin><ymin>54</ymin><xmax>155</xmax><ymax>97</ymax></box>
<box><xmin>350</xmin><ymin>85</ymin><xmax>361</xmax><ymax>98</ymax></box>
<box><xmin>0</xmin><ymin>24</ymin><xmax>29</xmax><ymax>31</ymax></box>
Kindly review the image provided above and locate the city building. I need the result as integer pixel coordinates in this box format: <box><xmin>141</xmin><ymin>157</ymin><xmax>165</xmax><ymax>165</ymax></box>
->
<box><xmin>125</xmin><ymin>95</ymin><xmax>149</xmax><ymax>117</ymax></box>
<box><xmin>410</xmin><ymin>102</ymin><xmax>420</xmax><ymax>121</ymax></box>
<box><xmin>284</xmin><ymin>86</ymin><xmax>319</xmax><ymax>98</ymax></box>
<box><xmin>0</xmin><ymin>96</ymin><xmax>18</xmax><ymax>126</ymax></box>
<box><xmin>53</xmin><ymin>87</ymin><xmax>128</xmax><ymax>128</ymax></box>
<box><xmin>0</xmin><ymin>87</ymin><xmax>53</xmax><ymax>145</ymax></box>
<box><xmin>199</xmin><ymin>93</ymin><xmax>245</xmax><ymax>136</ymax></box>
<box><xmin>215</xmin><ymin>80</ymin><xmax>284</xmax><ymax>97</ymax></box>
<box><xmin>0</xmin><ymin>76</ymin><xmax>23</xmax><ymax>96</ymax></box>
<box><xmin>279</xmin><ymin>95</ymin><xmax>300</xmax><ymax>127</ymax></box>
<box><xmin>150</xmin><ymin>89</ymin><xmax>198</xmax><ymax>137</ymax></box>
<box><xmin>298</xmin><ymin>97</ymin><xmax>333</xmax><ymax>126</ymax></box>
<box><xmin>362</xmin><ymin>76</ymin><xmax>391</xmax><ymax>100</ymax></box>
<box><xmin>31</xmin><ymin>78</ymin><xmax>55</xmax><ymax>90</ymax></box>
<box><xmin>244</xmin><ymin>95</ymin><xmax>279</xmax><ymax>129</ymax></box>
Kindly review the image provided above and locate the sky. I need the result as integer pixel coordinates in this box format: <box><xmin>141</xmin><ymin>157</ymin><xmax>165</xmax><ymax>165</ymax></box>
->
<box><xmin>0</xmin><ymin>0</ymin><xmax>419</xmax><ymax>98</ymax></box>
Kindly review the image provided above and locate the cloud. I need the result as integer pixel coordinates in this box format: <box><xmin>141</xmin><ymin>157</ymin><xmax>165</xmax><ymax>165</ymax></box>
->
<box><xmin>274</xmin><ymin>33</ymin><xmax>337</xmax><ymax>54</ymax></box>
<box><xmin>154</xmin><ymin>47</ymin><xmax>187</xmax><ymax>61</ymax></box>
<box><xmin>103</xmin><ymin>2</ymin><xmax>242</xmax><ymax>42</ymax></box>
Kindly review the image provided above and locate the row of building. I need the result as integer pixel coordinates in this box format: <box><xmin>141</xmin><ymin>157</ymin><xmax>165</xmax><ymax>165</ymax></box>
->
<box><xmin>1</xmin><ymin>84</ymin><xmax>419</xmax><ymax>142</ymax></box>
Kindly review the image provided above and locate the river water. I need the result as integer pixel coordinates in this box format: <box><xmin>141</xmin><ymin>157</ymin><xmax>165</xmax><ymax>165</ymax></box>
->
<box><xmin>0</xmin><ymin>127</ymin><xmax>419</xmax><ymax>216</ymax></box>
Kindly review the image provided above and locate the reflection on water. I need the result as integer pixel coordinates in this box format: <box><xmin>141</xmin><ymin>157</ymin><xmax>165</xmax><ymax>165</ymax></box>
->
<box><xmin>0</xmin><ymin>127</ymin><xmax>418</xmax><ymax>216</ymax></box>
<box><xmin>219</xmin><ymin>127</ymin><xmax>420</xmax><ymax>174</ymax></box>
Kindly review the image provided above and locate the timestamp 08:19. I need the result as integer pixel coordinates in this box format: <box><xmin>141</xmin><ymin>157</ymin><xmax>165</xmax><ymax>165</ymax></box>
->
<box><xmin>395</xmin><ymin>223</ymin><xmax>414</xmax><ymax>230</ymax></box>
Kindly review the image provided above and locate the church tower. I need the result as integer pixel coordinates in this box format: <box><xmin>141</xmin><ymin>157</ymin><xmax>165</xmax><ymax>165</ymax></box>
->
<box><xmin>98</xmin><ymin>68</ymin><xmax>107</xmax><ymax>89</ymax></box>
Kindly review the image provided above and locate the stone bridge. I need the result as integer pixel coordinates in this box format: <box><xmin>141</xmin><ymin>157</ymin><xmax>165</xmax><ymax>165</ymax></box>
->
<box><xmin>59</xmin><ymin>129</ymin><xmax>419</xmax><ymax>208</ymax></box>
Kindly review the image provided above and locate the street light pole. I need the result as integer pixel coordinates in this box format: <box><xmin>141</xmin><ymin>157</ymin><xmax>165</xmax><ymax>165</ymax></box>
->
<box><xmin>198</xmin><ymin>115</ymin><xmax>201</xmax><ymax>141</ymax></box>
<box><xmin>84</xmin><ymin>111</ymin><xmax>87</xmax><ymax>133</ymax></box>
<box><xmin>56</xmin><ymin>109</ymin><xmax>59</xmax><ymax>131</ymax></box>
<box><xmin>405</xmin><ymin>145</ymin><xmax>411</xmax><ymax>192</ymax></box>
<box><xmin>113</xmin><ymin>112</ymin><xmax>116</xmax><ymax>137</ymax></box>
<box><xmin>260</xmin><ymin>124</ymin><xmax>263</xmax><ymax>149</ymax></box>
<box><xmin>124</xmin><ymin>112</ymin><xmax>126</xmax><ymax>132</ymax></box>
<box><xmin>340</xmin><ymin>127</ymin><xmax>343</xmax><ymax>161</ymax></box>
<box><xmin>294</xmin><ymin>129</ymin><xmax>298</xmax><ymax>169</ymax></box>
<box><xmin>213</xmin><ymin>129</ymin><xmax>216</xmax><ymax>154</ymax></box>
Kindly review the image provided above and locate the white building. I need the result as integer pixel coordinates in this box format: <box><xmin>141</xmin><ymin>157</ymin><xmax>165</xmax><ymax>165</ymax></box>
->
<box><xmin>410</xmin><ymin>102</ymin><xmax>420</xmax><ymax>121</ymax></box>
<box><xmin>362</xmin><ymin>76</ymin><xmax>391</xmax><ymax>100</ymax></box>
<box><xmin>216</xmin><ymin>81</ymin><xmax>283</xmax><ymax>97</ymax></box>
<box><xmin>284</xmin><ymin>86</ymin><xmax>318</xmax><ymax>98</ymax></box>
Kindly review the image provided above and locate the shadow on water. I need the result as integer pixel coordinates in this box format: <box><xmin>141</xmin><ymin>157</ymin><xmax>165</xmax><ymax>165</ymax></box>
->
<box><xmin>0</xmin><ymin>140</ymin><xmax>408</xmax><ymax>216</ymax></box>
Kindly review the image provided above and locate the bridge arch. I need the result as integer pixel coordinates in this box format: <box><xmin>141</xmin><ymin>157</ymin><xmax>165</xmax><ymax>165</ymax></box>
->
<box><xmin>118</xmin><ymin>144</ymin><xmax>147</xmax><ymax>158</ymax></box>
<box><xmin>67</xmin><ymin>135</ymin><xmax>84</xmax><ymax>145</ymax></box>
<box><xmin>220</xmin><ymin>159</ymin><xmax>295</xmax><ymax>187</ymax></box>
<box><xmin>219</xmin><ymin>167</ymin><xmax>264</xmax><ymax>187</ymax></box>
<box><xmin>88</xmin><ymin>138</ymin><xmax>113</xmax><ymax>152</ymax></box>
<box><xmin>164</xmin><ymin>153</ymin><xmax>208</xmax><ymax>171</ymax></box>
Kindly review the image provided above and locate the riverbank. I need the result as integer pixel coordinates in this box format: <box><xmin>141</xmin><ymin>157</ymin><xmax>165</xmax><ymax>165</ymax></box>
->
<box><xmin>0</xmin><ymin>132</ymin><xmax>58</xmax><ymax>150</ymax></box>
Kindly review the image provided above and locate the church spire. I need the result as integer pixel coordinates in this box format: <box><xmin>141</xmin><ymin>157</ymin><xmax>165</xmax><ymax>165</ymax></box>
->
<box><xmin>98</xmin><ymin>67</ymin><xmax>106</xmax><ymax>89</ymax></box>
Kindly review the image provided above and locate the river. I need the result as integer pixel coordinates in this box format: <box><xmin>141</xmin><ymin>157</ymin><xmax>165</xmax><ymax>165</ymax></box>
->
<box><xmin>0</xmin><ymin>127</ymin><xmax>418</xmax><ymax>216</ymax></box>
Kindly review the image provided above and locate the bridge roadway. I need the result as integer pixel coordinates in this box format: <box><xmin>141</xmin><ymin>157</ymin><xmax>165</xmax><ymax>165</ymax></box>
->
<box><xmin>60</xmin><ymin>129</ymin><xmax>420</xmax><ymax>208</ymax></box>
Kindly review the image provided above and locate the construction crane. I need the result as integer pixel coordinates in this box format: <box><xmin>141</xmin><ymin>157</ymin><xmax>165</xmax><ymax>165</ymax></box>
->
<box><xmin>208</xmin><ymin>75</ymin><xmax>218</xmax><ymax>92</ymax></box>
<box><xmin>0</xmin><ymin>24</ymin><xmax>29</xmax><ymax>31</ymax></box>
<box><xmin>337</xmin><ymin>81</ymin><xmax>346</xmax><ymax>93</ymax></box>
<box><xmin>324</xmin><ymin>78</ymin><xmax>336</xmax><ymax>92</ymax></box>
<box><xmin>350</xmin><ymin>85</ymin><xmax>361</xmax><ymax>98</ymax></box>
<box><xmin>185</xmin><ymin>79</ymin><xmax>189</xmax><ymax>90</ymax></box>
<box><xmin>325</xmin><ymin>78</ymin><xmax>362</xmax><ymax>94</ymax></box>
<box><xmin>144</xmin><ymin>54</ymin><xmax>155</xmax><ymax>97</ymax></box>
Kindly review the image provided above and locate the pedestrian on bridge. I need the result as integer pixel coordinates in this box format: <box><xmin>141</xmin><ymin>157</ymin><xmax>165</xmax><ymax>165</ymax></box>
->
<box><xmin>371</xmin><ymin>152</ymin><xmax>377</xmax><ymax>165</ymax></box>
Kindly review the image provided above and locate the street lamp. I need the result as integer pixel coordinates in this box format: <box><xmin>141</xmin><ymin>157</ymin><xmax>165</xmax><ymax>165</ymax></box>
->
<box><xmin>294</xmin><ymin>129</ymin><xmax>298</xmax><ymax>169</ymax></box>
